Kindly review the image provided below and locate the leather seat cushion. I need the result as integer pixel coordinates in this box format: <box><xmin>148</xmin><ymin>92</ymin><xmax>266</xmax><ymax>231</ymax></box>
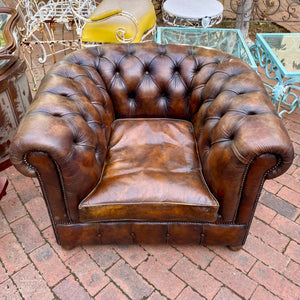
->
<box><xmin>79</xmin><ymin>118</ymin><xmax>219</xmax><ymax>222</ymax></box>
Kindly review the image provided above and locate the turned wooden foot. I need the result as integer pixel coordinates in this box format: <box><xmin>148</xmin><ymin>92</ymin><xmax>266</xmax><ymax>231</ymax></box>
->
<box><xmin>61</xmin><ymin>244</ymin><xmax>76</xmax><ymax>251</ymax></box>
<box><xmin>227</xmin><ymin>245</ymin><xmax>242</xmax><ymax>251</ymax></box>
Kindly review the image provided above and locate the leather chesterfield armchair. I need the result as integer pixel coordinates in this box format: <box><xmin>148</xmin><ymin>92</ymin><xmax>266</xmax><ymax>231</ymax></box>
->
<box><xmin>10</xmin><ymin>43</ymin><xmax>294</xmax><ymax>250</ymax></box>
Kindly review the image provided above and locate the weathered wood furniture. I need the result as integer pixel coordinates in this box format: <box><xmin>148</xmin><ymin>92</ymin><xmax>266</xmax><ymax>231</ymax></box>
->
<box><xmin>0</xmin><ymin>7</ymin><xmax>32</xmax><ymax>197</ymax></box>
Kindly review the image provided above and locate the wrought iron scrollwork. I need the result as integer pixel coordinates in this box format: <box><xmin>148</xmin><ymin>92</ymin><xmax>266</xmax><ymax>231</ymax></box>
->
<box><xmin>283</xmin><ymin>0</ymin><xmax>300</xmax><ymax>21</ymax></box>
<box><xmin>250</xmin><ymin>41</ymin><xmax>300</xmax><ymax>117</ymax></box>
<box><xmin>227</xmin><ymin>0</ymin><xmax>299</xmax><ymax>22</ymax></box>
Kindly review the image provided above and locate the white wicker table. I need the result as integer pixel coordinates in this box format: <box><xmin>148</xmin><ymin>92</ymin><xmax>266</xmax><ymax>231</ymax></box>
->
<box><xmin>162</xmin><ymin>0</ymin><xmax>223</xmax><ymax>28</ymax></box>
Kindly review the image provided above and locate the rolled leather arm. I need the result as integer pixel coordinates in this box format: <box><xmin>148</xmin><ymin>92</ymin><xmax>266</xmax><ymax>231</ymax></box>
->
<box><xmin>10</xmin><ymin>58</ymin><xmax>115</xmax><ymax>222</ymax></box>
<box><xmin>193</xmin><ymin>59</ymin><xmax>294</xmax><ymax>222</ymax></box>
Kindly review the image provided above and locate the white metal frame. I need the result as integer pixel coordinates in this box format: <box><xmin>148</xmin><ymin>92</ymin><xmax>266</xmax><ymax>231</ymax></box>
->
<box><xmin>16</xmin><ymin>0</ymin><xmax>97</xmax><ymax>64</ymax></box>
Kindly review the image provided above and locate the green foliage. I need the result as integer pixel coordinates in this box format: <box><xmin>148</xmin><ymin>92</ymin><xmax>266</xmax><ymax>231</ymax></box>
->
<box><xmin>0</xmin><ymin>32</ymin><xmax>4</xmax><ymax>48</ymax></box>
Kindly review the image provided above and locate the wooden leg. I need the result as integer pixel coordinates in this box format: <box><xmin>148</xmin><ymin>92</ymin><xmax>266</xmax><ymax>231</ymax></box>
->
<box><xmin>61</xmin><ymin>244</ymin><xmax>76</xmax><ymax>251</ymax></box>
<box><xmin>227</xmin><ymin>245</ymin><xmax>242</xmax><ymax>251</ymax></box>
<box><xmin>0</xmin><ymin>177</ymin><xmax>8</xmax><ymax>200</ymax></box>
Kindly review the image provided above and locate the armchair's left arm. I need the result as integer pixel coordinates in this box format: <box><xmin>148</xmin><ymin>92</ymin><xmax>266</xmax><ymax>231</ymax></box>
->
<box><xmin>10</xmin><ymin>58</ymin><xmax>115</xmax><ymax>224</ymax></box>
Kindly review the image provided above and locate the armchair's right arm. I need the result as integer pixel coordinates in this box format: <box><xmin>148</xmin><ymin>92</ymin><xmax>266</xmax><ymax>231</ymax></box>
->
<box><xmin>192</xmin><ymin>58</ymin><xmax>294</xmax><ymax>223</ymax></box>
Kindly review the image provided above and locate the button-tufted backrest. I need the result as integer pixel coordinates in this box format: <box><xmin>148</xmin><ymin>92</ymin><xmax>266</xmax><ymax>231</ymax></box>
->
<box><xmin>64</xmin><ymin>43</ymin><xmax>233</xmax><ymax>120</ymax></box>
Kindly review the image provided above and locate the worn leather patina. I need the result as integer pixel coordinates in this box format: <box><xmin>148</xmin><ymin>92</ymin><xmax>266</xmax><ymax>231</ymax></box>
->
<box><xmin>79</xmin><ymin>118</ymin><xmax>219</xmax><ymax>223</ymax></box>
<box><xmin>10</xmin><ymin>43</ymin><xmax>294</xmax><ymax>249</ymax></box>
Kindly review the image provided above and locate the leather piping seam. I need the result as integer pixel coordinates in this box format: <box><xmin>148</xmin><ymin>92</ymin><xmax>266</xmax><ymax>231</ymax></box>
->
<box><xmin>236</xmin><ymin>154</ymin><xmax>282</xmax><ymax>227</ymax></box>
<box><xmin>241</xmin><ymin>158</ymin><xmax>282</xmax><ymax>245</ymax></box>
<box><xmin>77</xmin><ymin>114</ymin><xmax>111</xmax><ymax>211</ymax></box>
<box><xmin>192</xmin><ymin>130</ymin><xmax>219</xmax><ymax>206</ymax></box>
<box><xmin>57</xmin><ymin>221</ymin><xmax>243</xmax><ymax>226</ymax></box>
<box><xmin>51</xmin><ymin>157</ymin><xmax>74</xmax><ymax>223</ymax></box>
<box><xmin>233</xmin><ymin>156</ymin><xmax>255</xmax><ymax>223</ymax></box>
<box><xmin>78</xmin><ymin>160</ymin><xmax>106</xmax><ymax>209</ymax></box>
<box><xmin>78</xmin><ymin>218</ymin><xmax>218</xmax><ymax>224</ymax></box>
<box><xmin>23</xmin><ymin>152</ymin><xmax>64</xmax><ymax>243</ymax></box>
<box><xmin>24</xmin><ymin>151</ymin><xmax>73</xmax><ymax>223</ymax></box>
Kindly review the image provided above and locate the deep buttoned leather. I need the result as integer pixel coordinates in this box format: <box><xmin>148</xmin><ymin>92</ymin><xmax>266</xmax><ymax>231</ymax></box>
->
<box><xmin>10</xmin><ymin>43</ymin><xmax>294</xmax><ymax>248</ymax></box>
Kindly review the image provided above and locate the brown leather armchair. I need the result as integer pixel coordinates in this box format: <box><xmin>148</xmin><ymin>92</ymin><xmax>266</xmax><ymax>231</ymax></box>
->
<box><xmin>10</xmin><ymin>43</ymin><xmax>294</xmax><ymax>250</ymax></box>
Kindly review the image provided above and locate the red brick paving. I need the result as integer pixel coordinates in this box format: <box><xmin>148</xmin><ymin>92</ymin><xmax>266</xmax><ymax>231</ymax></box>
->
<box><xmin>107</xmin><ymin>260</ymin><xmax>154</xmax><ymax>299</ymax></box>
<box><xmin>0</xmin><ymin>17</ymin><xmax>300</xmax><ymax>300</ymax></box>
<box><xmin>84</xmin><ymin>245</ymin><xmax>120</xmax><ymax>271</ymax></box>
<box><xmin>285</xmin><ymin>260</ymin><xmax>300</xmax><ymax>286</ymax></box>
<box><xmin>214</xmin><ymin>287</ymin><xmax>242</xmax><ymax>300</ymax></box>
<box><xmin>243</xmin><ymin>235</ymin><xmax>289</xmax><ymax>273</ymax></box>
<box><xmin>249</xmin><ymin>261</ymin><xmax>300</xmax><ymax>300</ymax></box>
<box><xmin>65</xmin><ymin>251</ymin><xmax>109</xmax><ymax>296</ymax></box>
<box><xmin>0</xmin><ymin>210</ymin><xmax>10</xmax><ymax>238</ymax></box>
<box><xmin>94</xmin><ymin>282</ymin><xmax>129</xmax><ymax>300</ymax></box>
<box><xmin>271</xmin><ymin>214</ymin><xmax>300</xmax><ymax>242</ymax></box>
<box><xmin>206</xmin><ymin>256</ymin><xmax>257</xmax><ymax>299</ymax></box>
<box><xmin>249</xmin><ymin>218</ymin><xmax>290</xmax><ymax>251</ymax></box>
<box><xmin>253</xmin><ymin>202</ymin><xmax>277</xmax><ymax>224</ymax></box>
<box><xmin>11</xmin><ymin>216</ymin><xmax>45</xmax><ymax>253</ymax></box>
<box><xmin>174</xmin><ymin>245</ymin><xmax>215</xmax><ymax>269</ymax></box>
<box><xmin>0</xmin><ymin>233</ymin><xmax>30</xmax><ymax>275</ymax></box>
<box><xmin>24</xmin><ymin>196</ymin><xmax>52</xmax><ymax>231</ymax></box>
<box><xmin>114</xmin><ymin>245</ymin><xmax>148</xmax><ymax>268</ymax></box>
<box><xmin>211</xmin><ymin>245</ymin><xmax>256</xmax><ymax>273</ymax></box>
<box><xmin>172</xmin><ymin>257</ymin><xmax>222</xmax><ymax>299</ymax></box>
<box><xmin>147</xmin><ymin>291</ymin><xmax>167</xmax><ymax>300</ymax></box>
<box><xmin>0</xmin><ymin>263</ymin><xmax>8</xmax><ymax>284</ymax></box>
<box><xmin>0</xmin><ymin>278</ymin><xmax>22</xmax><ymax>300</ymax></box>
<box><xmin>250</xmin><ymin>286</ymin><xmax>281</xmax><ymax>300</ymax></box>
<box><xmin>285</xmin><ymin>241</ymin><xmax>300</xmax><ymax>264</ymax></box>
<box><xmin>30</xmin><ymin>244</ymin><xmax>70</xmax><ymax>287</ymax></box>
<box><xmin>177</xmin><ymin>287</ymin><xmax>205</xmax><ymax>300</ymax></box>
<box><xmin>12</xmin><ymin>264</ymin><xmax>54</xmax><ymax>300</ymax></box>
<box><xmin>143</xmin><ymin>244</ymin><xmax>183</xmax><ymax>269</ymax></box>
<box><xmin>138</xmin><ymin>256</ymin><xmax>186</xmax><ymax>299</ymax></box>
<box><xmin>0</xmin><ymin>190</ymin><xmax>26</xmax><ymax>223</ymax></box>
<box><xmin>53</xmin><ymin>275</ymin><xmax>92</xmax><ymax>300</ymax></box>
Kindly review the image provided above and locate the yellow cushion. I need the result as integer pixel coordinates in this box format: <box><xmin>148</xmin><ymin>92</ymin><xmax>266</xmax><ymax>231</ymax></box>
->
<box><xmin>82</xmin><ymin>0</ymin><xmax>156</xmax><ymax>43</ymax></box>
<box><xmin>89</xmin><ymin>9</ymin><xmax>123</xmax><ymax>22</ymax></box>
